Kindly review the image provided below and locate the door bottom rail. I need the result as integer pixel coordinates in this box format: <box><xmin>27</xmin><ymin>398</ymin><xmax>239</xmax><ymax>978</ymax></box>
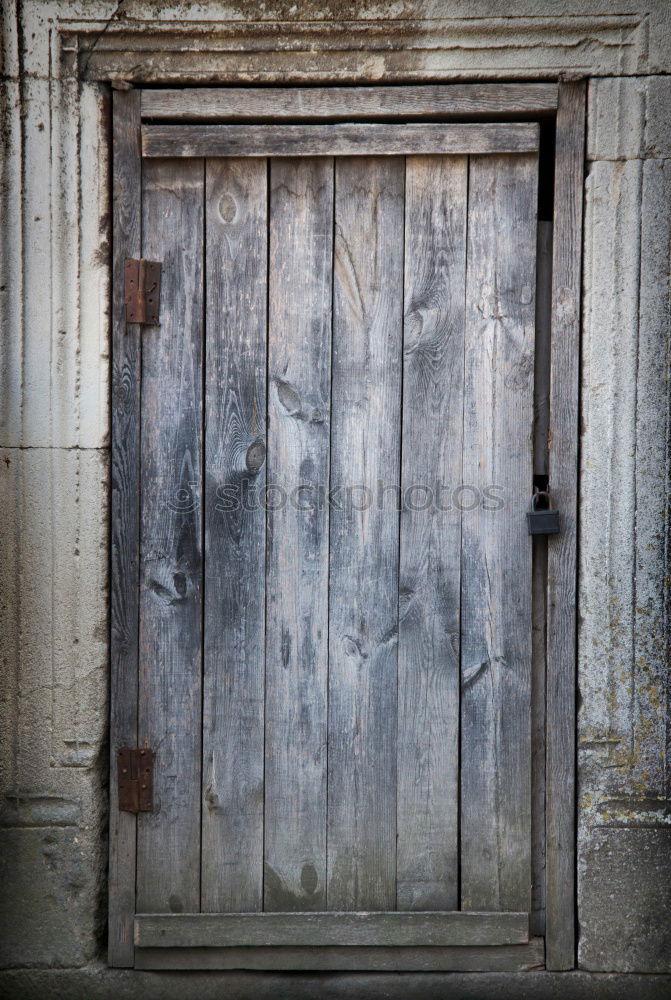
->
<box><xmin>135</xmin><ymin>910</ymin><xmax>529</xmax><ymax>949</ymax></box>
<box><xmin>133</xmin><ymin>912</ymin><xmax>542</xmax><ymax>972</ymax></box>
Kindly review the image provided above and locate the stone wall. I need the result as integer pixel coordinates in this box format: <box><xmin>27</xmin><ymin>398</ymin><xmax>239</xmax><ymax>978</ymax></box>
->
<box><xmin>1</xmin><ymin>4</ymin><xmax>111</xmax><ymax>969</ymax></box>
<box><xmin>579</xmin><ymin>75</ymin><xmax>671</xmax><ymax>972</ymax></box>
<box><xmin>0</xmin><ymin>1</ymin><xmax>669</xmax><ymax>991</ymax></box>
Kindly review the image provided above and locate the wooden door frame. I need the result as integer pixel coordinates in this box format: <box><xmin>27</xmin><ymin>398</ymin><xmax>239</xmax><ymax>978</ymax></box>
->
<box><xmin>109</xmin><ymin>81</ymin><xmax>584</xmax><ymax>972</ymax></box>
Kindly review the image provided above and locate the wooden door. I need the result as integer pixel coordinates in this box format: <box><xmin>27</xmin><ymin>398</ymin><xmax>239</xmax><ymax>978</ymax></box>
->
<box><xmin>110</xmin><ymin>88</ymin><xmax>583</xmax><ymax>972</ymax></box>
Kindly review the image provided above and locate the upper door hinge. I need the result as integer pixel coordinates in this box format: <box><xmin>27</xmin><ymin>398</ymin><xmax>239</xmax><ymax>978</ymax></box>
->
<box><xmin>117</xmin><ymin>746</ymin><xmax>155</xmax><ymax>812</ymax></box>
<box><xmin>124</xmin><ymin>258</ymin><xmax>161</xmax><ymax>326</ymax></box>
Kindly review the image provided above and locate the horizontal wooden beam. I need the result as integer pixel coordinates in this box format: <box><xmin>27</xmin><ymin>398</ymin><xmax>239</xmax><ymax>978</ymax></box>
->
<box><xmin>142</xmin><ymin>123</ymin><xmax>540</xmax><ymax>158</ymax></box>
<box><xmin>141</xmin><ymin>84</ymin><xmax>559</xmax><ymax>122</ymax></box>
<box><xmin>135</xmin><ymin>911</ymin><xmax>529</xmax><ymax>948</ymax></box>
<box><xmin>135</xmin><ymin>939</ymin><xmax>545</xmax><ymax>972</ymax></box>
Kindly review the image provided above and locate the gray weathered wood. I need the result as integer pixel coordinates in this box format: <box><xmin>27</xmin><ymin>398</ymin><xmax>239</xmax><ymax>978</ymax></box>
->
<box><xmin>141</xmin><ymin>84</ymin><xmax>559</xmax><ymax>122</ymax></box>
<box><xmin>545</xmin><ymin>80</ymin><xmax>585</xmax><ymax>972</ymax></box>
<box><xmin>136</xmin><ymin>158</ymin><xmax>204</xmax><ymax>915</ymax></box>
<box><xmin>201</xmin><ymin>158</ymin><xmax>268</xmax><ymax>913</ymax></box>
<box><xmin>134</xmin><ymin>939</ymin><xmax>545</xmax><ymax>972</ymax></box>
<box><xmin>531</xmin><ymin>532</ymin><xmax>548</xmax><ymax>939</ymax></box>
<box><xmin>114</xmin><ymin>115</ymin><xmax>559</xmax><ymax>964</ymax></box>
<box><xmin>135</xmin><ymin>911</ymin><xmax>529</xmax><ymax>948</ymax></box>
<box><xmin>533</xmin><ymin>221</ymin><xmax>553</xmax><ymax>478</ymax></box>
<box><xmin>327</xmin><ymin>157</ymin><xmax>404</xmax><ymax>910</ymax></box>
<box><xmin>396</xmin><ymin>155</ymin><xmax>467</xmax><ymax>912</ymax></box>
<box><xmin>264</xmin><ymin>158</ymin><xmax>333</xmax><ymax>912</ymax></box>
<box><xmin>142</xmin><ymin>123</ymin><xmax>540</xmax><ymax>159</ymax></box>
<box><xmin>460</xmin><ymin>153</ymin><xmax>537</xmax><ymax>912</ymax></box>
<box><xmin>109</xmin><ymin>89</ymin><xmax>141</xmax><ymax>969</ymax></box>
<box><xmin>530</xmin><ymin>220</ymin><xmax>553</xmax><ymax>938</ymax></box>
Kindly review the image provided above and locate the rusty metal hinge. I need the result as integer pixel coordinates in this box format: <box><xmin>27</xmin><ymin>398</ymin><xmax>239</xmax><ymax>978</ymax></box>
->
<box><xmin>117</xmin><ymin>746</ymin><xmax>154</xmax><ymax>813</ymax></box>
<box><xmin>124</xmin><ymin>258</ymin><xmax>161</xmax><ymax>325</ymax></box>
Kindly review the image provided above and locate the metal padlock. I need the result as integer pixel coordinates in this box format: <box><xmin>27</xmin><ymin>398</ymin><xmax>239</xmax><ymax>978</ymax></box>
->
<box><xmin>526</xmin><ymin>490</ymin><xmax>560</xmax><ymax>535</ymax></box>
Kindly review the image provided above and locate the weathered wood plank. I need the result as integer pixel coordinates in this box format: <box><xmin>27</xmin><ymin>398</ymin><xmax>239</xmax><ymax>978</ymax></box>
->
<box><xmin>460</xmin><ymin>153</ymin><xmax>538</xmax><ymax>912</ymax></box>
<box><xmin>533</xmin><ymin>221</ymin><xmax>553</xmax><ymax>479</ymax></box>
<box><xmin>142</xmin><ymin>123</ymin><xmax>540</xmax><ymax>159</ymax></box>
<box><xmin>531</xmin><ymin>531</ymin><xmax>548</xmax><ymax>939</ymax></box>
<box><xmin>135</xmin><ymin>939</ymin><xmax>545</xmax><ymax>972</ymax></box>
<box><xmin>530</xmin><ymin>220</ymin><xmax>553</xmax><ymax>938</ymax></box>
<box><xmin>136</xmin><ymin>158</ymin><xmax>204</xmax><ymax>915</ymax></box>
<box><xmin>327</xmin><ymin>157</ymin><xmax>404</xmax><ymax>910</ymax></box>
<box><xmin>396</xmin><ymin>155</ymin><xmax>467</xmax><ymax>912</ymax></box>
<box><xmin>109</xmin><ymin>89</ymin><xmax>141</xmax><ymax>969</ymax></box>
<box><xmin>141</xmin><ymin>84</ymin><xmax>559</xmax><ymax>121</ymax></box>
<box><xmin>264</xmin><ymin>158</ymin><xmax>333</xmax><ymax>911</ymax></box>
<box><xmin>545</xmin><ymin>80</ymin><xmax>585</xmax><ymax>972</ymax></box>
<box><xmin>201</xmin><ymin>158</ymin><xmax>268</xmax><ymax>912</ymax></box>
<box><xmin>135</xmin><ymin>911</ymin><xmax>529</xmax><ymax>948</ymax></box>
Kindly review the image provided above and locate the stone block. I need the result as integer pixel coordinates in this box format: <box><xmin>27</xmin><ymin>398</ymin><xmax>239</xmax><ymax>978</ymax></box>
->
<box><xmin>580</xmin><ymin>158</ymin><xmax>642</xmax><ymax>763</ymax></box>
<box><xmin>0</xmin><ymin>73</ymin><xmax>110</xmax><ymax>449</ymax></box>
<box><xmin>579</xmin><ymin>830</ymin><xmax>671</xmax><ymax>972</ymax></box>
<box><xmin>0</xmin><ymin>447</ymin><xmax>108</xmax><ymax>791</ymax></box>
<box><xmin>633</xmin><ymin>159</ymin><xmax>671</xmax><ymax>791</ymax></box>
<box><xmin>0</xmin><ymin>79</ymin><xmax>22</xmax><ymax>448</ymax></box>
<box><xmin>588</xmin><ymin>76</ymin><xmax>671</xmax><ymax>161</ymax></box>
<box><xmin>0</xmin><ymin>825</ymin><xmax>102</xmax><ymax>968</ymax></box>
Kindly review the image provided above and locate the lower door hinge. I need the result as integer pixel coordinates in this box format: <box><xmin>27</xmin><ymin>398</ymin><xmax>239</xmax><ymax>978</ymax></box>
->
<box><xmin>124</xmin><ymin>258</ymin><xmax>161</xmax><ymax>325</ymax></box>
<box><xmin>117</xmin><ymin>746</ymin><xmax>154</xmax><ymax>813</ymax></box>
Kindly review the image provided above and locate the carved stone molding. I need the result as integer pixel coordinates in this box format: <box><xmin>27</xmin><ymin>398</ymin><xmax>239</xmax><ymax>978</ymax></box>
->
<box><xmin>54</xmin><ymin>14</ymin><xmax>651</xmax><ymax>83</ymax></box>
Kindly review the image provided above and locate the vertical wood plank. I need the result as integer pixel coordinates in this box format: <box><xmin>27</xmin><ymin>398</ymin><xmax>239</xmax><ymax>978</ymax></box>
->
<box><xmin>531</xmin><ymin>532</ymin><xmax>548</xmax><ymax>937</ymax></box>
<box><xmin>136</xmin><ymin>159</ymin><xmax>204</xmax><ymax>915</ymax></box>
<box><xmin>460</xmin><ymin>153</ymin><xmax>538</xmax><ymax>913</ymax></box>
<box><xmin>533</xmin><ymin>221</ymin><xmax>553</xmax><ymax>479</ymax></box>
<box><xmin>109</xmin><ymin>89</ymin><xmax>141</xmax><ymax>968</ymax></box>
<box><xmin>327</xmin><ymin>157</ymin><xmax>404</xmax><ymax>911</ymax></box>
<box><xmin>546</xmin><ymin>80</ymin><xmax>585</xmax><ymax>971</ymax></box>
<box><xmin>201</xmin><ymin>158</ymin><xmax>267</xmax><ymax>912</ymax></box>
<box><xmin>396</xmin><ymin>156</ymin><xmax>467</xmax><ymax>912</ymax></box>
<box><xmin>264</xmin><ymin>159</ymin><xmax>333</xmax><ymax>911</ymax></box>
<box><xmin>531</xmin><ymin>220</ymin><xmax>553</xmax><ymax>938</ymax></box>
